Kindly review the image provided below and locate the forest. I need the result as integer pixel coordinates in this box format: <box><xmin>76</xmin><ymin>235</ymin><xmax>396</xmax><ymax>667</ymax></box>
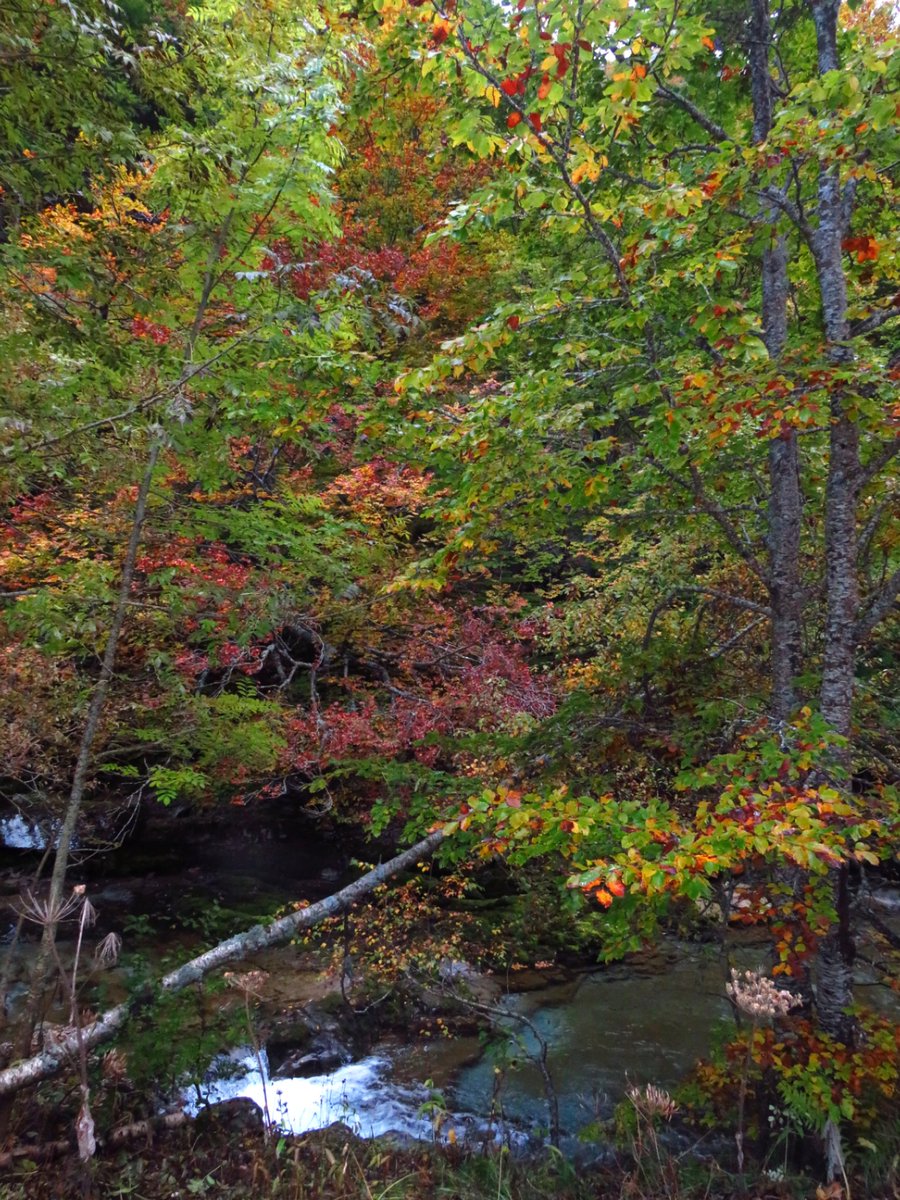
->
<box><xmin>0</xmin><ymin>0</ymin><xmax>898</xmax><ymax>1195</ymax></box>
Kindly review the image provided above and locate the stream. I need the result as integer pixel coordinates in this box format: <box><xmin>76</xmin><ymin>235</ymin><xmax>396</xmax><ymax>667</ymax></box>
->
<box><xmin>3</xmin><ymin>803</ymin><xmax>898</xmax><ymax>1157</ymax></box>
<box><xmin>186</xmin><ymin>950</ymin><xmax>737</xmax><ymax>1156</ymax></box>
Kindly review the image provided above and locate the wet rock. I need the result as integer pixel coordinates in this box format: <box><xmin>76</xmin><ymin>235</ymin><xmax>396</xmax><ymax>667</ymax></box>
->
<box><xmin>271</xmin><ymin>1032</ymin><xmax>352</xmax><ymax>1079</ymax></box>
<box><xmin>500</xmin><ymin>966</ymin><xmax>571</xmax><ymax>992</ymax></box>
<box><xmin>378</xmin><ymin>1129</ymin><xmax>424</xmax><ymax>1149</ymax></box>
<box><xmin>317</xmin><ymin>1120</ymin><xmax>359</xmax><ymax>1143</ymax></box>
<box><xmin>195</xmin><ymin>1097</ymin><xmax>265</xmax><ymax>1135</ymax></box>
<box><xmin>871</xmin><ymin>889</ymin><xmax>900</xmax><ymax>913</ymax></box>
<box><xmin>93</xmin><ymin>884</ymin><xmax>136</xmax><ymax>907</ymax></box>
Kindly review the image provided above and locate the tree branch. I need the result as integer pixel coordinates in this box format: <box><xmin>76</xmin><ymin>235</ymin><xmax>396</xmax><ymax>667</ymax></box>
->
<box><xmin>655</xmin><ymin>85</ymin><xmax>732</xmax><ymax>144</ymax></box>
<box><xmin>850</xmin><ymin>306</ymin><xmax>900</xmax><ymax>338</ymax></box>
<box><xmin>756</xmin><ymin>186</ymin><xmax>816</xmax><ymax>246</ymax></box>
<box><xmin>450</xmin><ymin>20</ymin><xmax>630</xmax><ymax>295</ymax></box>
<box><xmin>854</xmin><ymin>568</ymin><xmax>900</xmax><ymax>643</ymax></box>
<box><xmin>0</xmin><ymin>831</ymin><xmax>444</xmax><ymax>1100</ymax></box>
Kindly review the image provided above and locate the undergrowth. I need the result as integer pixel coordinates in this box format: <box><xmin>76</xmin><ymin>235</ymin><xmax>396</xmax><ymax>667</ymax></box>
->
<box><xmin>1</xmin><ymin>1121</ymin><xmax>850</xmax><ymax>1200</ymax></box>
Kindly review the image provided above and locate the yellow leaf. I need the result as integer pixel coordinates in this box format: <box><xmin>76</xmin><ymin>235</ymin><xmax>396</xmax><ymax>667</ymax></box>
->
<box><xmin>485</xmin><ymin>86</ymin><xmax>500</xmax><ymax>107</ymax></box>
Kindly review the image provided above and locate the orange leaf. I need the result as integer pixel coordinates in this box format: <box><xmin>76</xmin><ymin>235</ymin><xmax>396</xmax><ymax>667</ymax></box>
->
<box><xmin>507</xmin><ymin>112</ymin><xmax>522</xmax><ymax>129</ymax></box>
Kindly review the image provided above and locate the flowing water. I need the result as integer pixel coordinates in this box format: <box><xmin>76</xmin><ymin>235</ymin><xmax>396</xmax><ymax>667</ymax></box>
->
<box><xmin>4</xmin><ymin>804</ymin><xmax>897</xmax><ymax>1155</ymax></box>
<box><xmin>185</xmin><ymin>948</ymin><xmax>738</xmax><ymax>1154</ymax></box>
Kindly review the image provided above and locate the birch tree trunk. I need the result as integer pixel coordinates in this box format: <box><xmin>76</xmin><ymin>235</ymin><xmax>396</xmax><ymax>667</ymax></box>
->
<box><xmin>0</xmin><ymin>832</ymin><xmax>443</xmax><ymax>1100</ymax></box>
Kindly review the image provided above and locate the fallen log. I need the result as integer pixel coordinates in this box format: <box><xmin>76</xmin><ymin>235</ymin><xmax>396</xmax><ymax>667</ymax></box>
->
<box><xmin>0</xmin><ymin>830</ymin><xmax>444</xmax><ymax>1100</ymax></box>
<box><xmin>0</xmin><ymin>1111</ymin><xmax>188</xmax><ymax>1169</ymax></box>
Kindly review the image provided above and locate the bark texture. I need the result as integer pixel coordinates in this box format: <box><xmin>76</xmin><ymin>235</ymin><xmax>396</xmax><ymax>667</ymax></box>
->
<box><xmin>809</xmin><ymin>0</ymin><xmax>860</xmax><ymax>1046</ymax></box>
<box><xmin>750</xmin><ymin>0</ymin><xmax>803</xmax><ymax>721</ymax></box>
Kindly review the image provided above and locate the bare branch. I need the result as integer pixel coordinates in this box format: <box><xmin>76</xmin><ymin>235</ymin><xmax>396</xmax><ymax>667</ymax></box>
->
<box><xmin>850</xmin><ymin>306</ymin><xmax>900</xmax><ymax>338</ymax></box>
<box><xmin>757</xmin><ymin>186</ymin><xmax>816</xmax><ymax>246</ymax></box>
<box><xmin>859</xmin><ymin>439</ymin><xmax>900</xmax><ymax>492</ymax></box>
<box><xmin>855</xmin><ymin>568</ymin><xmax>900</xmax><ymax>643</ymax></box>
<box><xmin>655</xmin><ymin>85</ymin><xmax>732</xmax><ymax>144</ymax></box>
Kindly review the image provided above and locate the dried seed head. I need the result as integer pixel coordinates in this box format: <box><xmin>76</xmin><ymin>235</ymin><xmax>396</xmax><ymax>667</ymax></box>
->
<box><xmin>102</xmin><ymin>1048</ymin><xmax>129</xmax><ymax>1083</ymax></box>
<box><xmin>95</xmin><ymin>931</ymin><xmax>122</xmax><ymax>968</ymax></box>
<box><xmin>18</xmin><ymin>888</ymin><xmax>81</xmax><ymax>927</ymax></box>
<box><xmin>627</xmin><ymin>1082</ymin><xmax>678</xmax><ymax>1120</ymax></box>
<box><xmin>224</xmin><ymin>969</ymin><xmax>269</xmax><ymax>1000</ymax></box>
<box><xmin>726</xmin><ymin>968</ymin><xmax>801</xmax><ymax>1019</ymax></box>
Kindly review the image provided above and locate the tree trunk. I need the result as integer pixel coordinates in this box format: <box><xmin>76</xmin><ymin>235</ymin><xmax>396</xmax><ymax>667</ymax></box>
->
<box><xmin>0</xmin><ymin>830</ymin><xmax>443</xmax><ymax>1100</ymax></box>
<box><xmin>749</xmin><ymin>0</ymin><xmax>814</xmax><ymax>1014</ymax></box>
<box><xmin>809</xmin><ymin>0</ymin><xmax>860</xmax><ymax>1046</ymax></box>
<box><xmin>4</xmin><ymin>440</ymin><xmax>162</xmax><ymax>1081</ymax></box>
<box><xmin>750</xmin><ymin>0</ymin><xmax>803</xmax><ymax>724</ymax></box>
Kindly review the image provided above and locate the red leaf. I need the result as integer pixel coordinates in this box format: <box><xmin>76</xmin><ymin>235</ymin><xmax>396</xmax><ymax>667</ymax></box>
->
<box><xmin>507</xmin><ymin>112</ymin><xmax>522</xmax><ymax>129</ymax></box>
<box><xmin>501</xmin><ymin>78</ymin><xmax>519</xmax><ymax>96</ymax></box>
<box><xmin>506</xmin><ymin>314</ymin><xmax>521</xmax><ymax>330</ymax></box>
<box><xmin>529</xmin><ymin>112</ymin><xmax>542</xmax><ymax>132</ymax></box>
<box><xmin>537</xmin><ymin>73</ymin><xmax>551</xmax><ymax>100</ymax></box>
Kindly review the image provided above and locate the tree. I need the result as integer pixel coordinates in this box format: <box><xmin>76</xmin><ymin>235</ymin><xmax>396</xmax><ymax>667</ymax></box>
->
<box><xmin>0</xmin><ymin>0</ymin><xmax>358</xmax><ymax>1094</ymax></box>
<box><xmin>373</xmin><ymin>0</ymin><xmax>898</xmax><ymax>1039</ymax></box>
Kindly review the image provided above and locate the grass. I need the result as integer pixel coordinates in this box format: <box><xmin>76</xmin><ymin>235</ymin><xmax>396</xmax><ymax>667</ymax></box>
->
<box><xmin>1</xmin><ymin>1120</ymin><xmax>830</xmax><ymax>1200</ymax></box>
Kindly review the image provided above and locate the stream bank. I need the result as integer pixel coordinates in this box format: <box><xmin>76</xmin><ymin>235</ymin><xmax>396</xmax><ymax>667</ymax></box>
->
<box><xmin>3</xmin><ymin>798</ymin><xmax>899</xmax><ymax>1177</ymax></box>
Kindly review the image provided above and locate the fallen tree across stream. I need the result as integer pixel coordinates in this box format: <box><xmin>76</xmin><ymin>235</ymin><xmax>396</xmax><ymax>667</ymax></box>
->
<box><xmin>0</xmin><ymin>829</ymin><xmax>444</xmax><ymax>1100</ymax></box>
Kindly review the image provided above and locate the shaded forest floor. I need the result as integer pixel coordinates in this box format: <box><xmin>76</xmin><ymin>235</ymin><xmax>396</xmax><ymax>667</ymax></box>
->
<box><xmin>1</xmin><ymin>1119</ymin><xmax>870</xmax><ymax>1200</ymax></box>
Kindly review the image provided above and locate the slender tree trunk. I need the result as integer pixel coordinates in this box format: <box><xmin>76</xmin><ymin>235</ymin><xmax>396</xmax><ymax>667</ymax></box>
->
<box><xmin>0</xmin><ymin>440</ymin><xmax>162</xmax><ymax>1142</ymax></box>
<box><xmin>750</xmin><ymin>0</ymin><xmax>803</xmax><ymax>723</ymax></box>
<box><xmin>749</xmin><ymin>0</ymin><xmax>814</xmax><ymax>1016</ymax></box>
<box><xmin>809</xmin><ymin>0</ymin><xmax>859</xmax><ymax>1045</ymax></box>
<box><xmin>816</xmin><ymin>162</ymin><xmax>858</xmax><ymax>742</ymax></box>
<box><xmin>7</xmin><ymin>442</ymin><xmax>161</xmax><ymax>1054</ymax></box>
<box><xmin>768</xmin><ymin>434</ymin><xmax>803</xmax><ymax>721</ymax></box>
